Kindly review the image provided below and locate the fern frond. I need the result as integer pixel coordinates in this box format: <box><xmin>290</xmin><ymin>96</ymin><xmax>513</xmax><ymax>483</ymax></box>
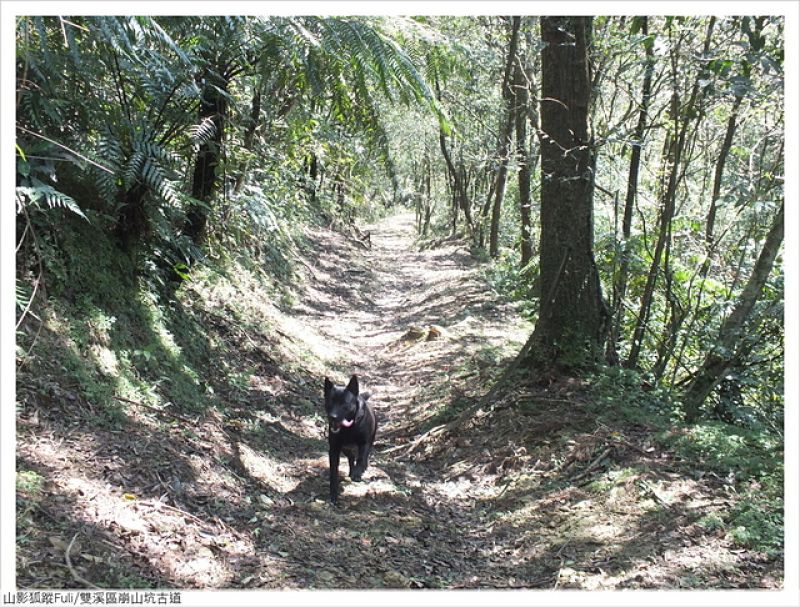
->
<box><xmin>16</xmin><ymin>181</ymin><xmax>87</xmax><ymax>219</ymax></box>
<box><xmin>123</xmin><ymin>150</ymin><xmax>145</xmax><ymax>190</ymax></box>
<box><xmin>141</xmin><ymin>158</ymin><xmax>179</xmax><ymax>206</ymax></box>
<box><xmin>189</xmin><ymin>116</ymin><xmax>217</xmax><ymax>146</ymax></box>
<box><xmin>135</xmin><ymin>140</ymin><xmax>181</xmax><ymax>165</ymax></box>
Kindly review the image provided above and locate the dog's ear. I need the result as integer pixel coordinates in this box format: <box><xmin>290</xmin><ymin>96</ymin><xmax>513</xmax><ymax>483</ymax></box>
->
<box><xmin>361</xmin><ymin>391</ymin><xmax>371</xmax><ymax>402</ymax></box>
<box><xmin>346</xmin><ymin>375</ymin><xmax>359</xmax><ymax>396</ymax></box>
<box><xmin>324</xmin><ymin>377</ymin><xmax>333</xmax><ymax>397</ymax></box>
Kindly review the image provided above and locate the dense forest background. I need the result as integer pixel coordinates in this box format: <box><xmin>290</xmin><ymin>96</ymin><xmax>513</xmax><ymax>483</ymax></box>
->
<box><xmin>13</xmin><ymin>14</ymin><xmax>787</xmax><ymax>591</ymax></box>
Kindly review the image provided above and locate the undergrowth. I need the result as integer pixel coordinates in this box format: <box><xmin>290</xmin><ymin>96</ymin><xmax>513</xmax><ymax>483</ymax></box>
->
<box><xmin>15</xmin><ymin>205</ymin><xmax>312</xmax><ymax>428</ymax></box>
<box><xmin>482</xmin><ymin>248</ymin><xmax>539</xmax><ymax>320</ymax></box>
<box><xmin>586</xmin><ymin>365</ymin><xmax>784</xmax><ymax>558</ymax></box>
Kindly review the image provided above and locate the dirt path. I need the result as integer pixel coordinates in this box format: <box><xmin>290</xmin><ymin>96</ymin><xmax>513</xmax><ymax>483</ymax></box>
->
<box><xmin>269</xmin><ymin>212</ymin><xmax>535</xmax><ymax>588</ymax></box>
<box><xmin>298</xmin><ymin>211</ymin><xmax>529</xmax><ymax>444</ymax></box>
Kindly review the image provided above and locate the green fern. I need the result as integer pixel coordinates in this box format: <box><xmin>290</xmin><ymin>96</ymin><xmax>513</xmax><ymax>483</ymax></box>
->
<box><xmin>94</xmin><ymin>134</ymin><xmax>123</xmax><ymax>203</ymax></box>
<box><xmin>141</xmin><ymin>158</ymin><xmax>179</xmax><ymax>206</ymax></box>
<box><xmin>135</xmin><ymin>140</ymin><xmax>181</xmax><ymax>166</ymax></box>
<box><xmin>123</xmin><ymin>150</ymin><xmax>146</xmax><ymax>191</ymax></box>
<box><xmin>189</xmin><ymin>116</ymin><xmax>217</xmax><ymax>146</ymax></box>
<box><xmin>16</xmin><ymin>180</ymin><xmax>87</xmax><ymax>220</ymax></box>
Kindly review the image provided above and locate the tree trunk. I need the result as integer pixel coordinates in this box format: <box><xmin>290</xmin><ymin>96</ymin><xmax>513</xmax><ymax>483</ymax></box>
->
<box><xmin>682</xmin><ymin>204</ymin><xmax>784</xmax><ymax>421</ymax></box>
<box><xmin>669</xmin><ymin>91</ymin><xmax>744</xmax><ymax>385</ymax></box>
<box><xmin>438</xmin><ymin>127</ymin><xmax>460</xmax><ymax>234</ymax></box>
<box><xmin>434</xmin><ymin>73</ymin><xmax>471</xmax><ymax>235</ymax></box>
<box><xmin>608</xmin><ymin>16</ymin><xmax>654</xmax><ymax>364</ymax></box>
<box><xmin>626</xmin><ymin>18</ymin><xmax>714</xmax><ymax>369</ymax></box>
<box><xmin>184</xmin><ymin>71</ymin><xmax>228</xmax><ymax>246</ymax></box>
<box><xmin>115</xmin><ymin>182</ymin><xmax>148</xmax><ymax>251</ymax></box>
<box><xmin>705</xmin><ymin>94</ymin><xmax>744</xmax><ymax>250</ymax></box>
<box><xmin>488</xmin><ymin>16</ymin><xmax>521</xmax><ymax>258</ymax></box>
<box><xmin>482</xmin><ymin>17</ymin><xmax>522</xmax><ymax>257</ymax></box>
<box><xmin>521</xmin><ymin>16</ymin><xmax>607</xmax><ymax>373</ymax></box>
<box><xmin>651</xmin><ymin>223</ymin><xmax>682</xmax><ymax>381</ymax></box>
<box><xmin>307</xmin><ymin>152</ymin><xmax>319</xmax><ymax>204</ymax></box>
<box><xmin>515</xmin><ymin>48</ymin><xmax>533</xmax><ymax>268</ymax></box>
<box><xmin>423</xmin><ymin>156</ymin><xmax>432</xmax><ymax>236</ymax></box>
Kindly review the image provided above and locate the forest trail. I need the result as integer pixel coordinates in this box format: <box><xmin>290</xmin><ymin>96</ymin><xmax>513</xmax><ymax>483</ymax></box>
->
<box><xmin>296</xmin><ymin>211</ymin><xmax>529</xmax><ymax>447</ymax></box>
<box><xmin>261</xmin><ymin>211</ymin><xmax>538</xmax><ymax>588</ymax></box>
<box><xmin>219</xmin><ymin>212</ymin><xmax>778</xmax><ymax>589</ymax></box>
<box><xmin>16</xmin><ymin>212</ymin><xmax>782</xmax><ymax>590</ymax></box>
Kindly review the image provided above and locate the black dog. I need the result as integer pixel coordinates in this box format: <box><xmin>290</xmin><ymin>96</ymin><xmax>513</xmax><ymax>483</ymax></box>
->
<box><xmin>324</xmin><ymin>375</ymin><xmax>377</xmax><ymax>505</ymax></box>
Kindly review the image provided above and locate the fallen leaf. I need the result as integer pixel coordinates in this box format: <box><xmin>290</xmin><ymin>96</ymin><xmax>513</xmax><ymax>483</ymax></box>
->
<box><xmin>383</xmin><ymin>571</ymin><xmax>412</xmax><ymax>588</ymax></box>
<box><xmin>317</xmin><ymin>570</ymin><xmax>335</xmax><ymax>584</ymax></box>
<box><xmin>48</xmin><ymin>536</ymin><xmax>68</xmax><ymax>552</ymax></box>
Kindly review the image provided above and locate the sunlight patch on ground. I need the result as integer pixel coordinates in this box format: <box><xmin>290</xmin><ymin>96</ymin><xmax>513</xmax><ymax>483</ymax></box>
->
<box><xmin>275</xmin><ymin>310</ymin><xmax>344</xmax><ymax>366</ymax></box>
<box><xmin>586</xmin><ymin>520</ymin><xmax>624</xmax><ymax>542</ymax></box>
<box><xmin>89</xmin><ymin>344</ymin><xmax>119</xmax><ymax>376</ymax></box>
<box><xmin>26</xmin><ymin>437</ymin><xmax>256</xmax><ymax>587</ymax></box>
<box><xmin>426</xmin><ymin>476</ymin><xmax>502</xmax><ymax>503</ymax></box>
<box><xmin>253</xmin><ymin>408</ymin><xmax>323</xmax><ymax>440</ymax></box>
<box><xmin>236</xmin><ymin>442</ymin><xmax>299</xmax><ymax>493</ymax></box>
<box><xmin>295</xmin><ymin>455</ymin><xmax>406</xmax><ymax>502</ymax></box>
<box><xmin>344</xmin><ymin>473</ymin><xmax>404</xmax><ymax>500</ymax></box>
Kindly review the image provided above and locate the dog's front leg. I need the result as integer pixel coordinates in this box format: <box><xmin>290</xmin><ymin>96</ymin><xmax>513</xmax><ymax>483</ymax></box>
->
<box><xmin>329</xmin><ymin>444</ymin><xmax>341</xmax><ymax>504</ymax></box>
<box><xmin>352</xmin><ymin>443</ymin><xmax>370</xmax><ymax>482</ymax></box>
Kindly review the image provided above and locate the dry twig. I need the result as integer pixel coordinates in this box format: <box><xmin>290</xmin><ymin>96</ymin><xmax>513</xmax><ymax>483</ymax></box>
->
<box><xmin>381</xmin><ymin>424</ymin><xmax>448</xmax><ymax>456</ymax></box>
<box><xmin>570</xmin><ymin>446</ymin><xmax>613</xmax><ymax>482</ymax></box>
<box><xmin>65</xmin><ymin>533</ymin><xmax>101</xmax><ymax>589</ymax></box>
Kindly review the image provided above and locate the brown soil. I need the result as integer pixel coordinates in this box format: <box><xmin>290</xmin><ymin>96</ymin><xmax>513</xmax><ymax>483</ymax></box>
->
<box><xmin>16</xmin><ymin>212</ymin><xmax>783</xmax><ymax>590</ymax></box>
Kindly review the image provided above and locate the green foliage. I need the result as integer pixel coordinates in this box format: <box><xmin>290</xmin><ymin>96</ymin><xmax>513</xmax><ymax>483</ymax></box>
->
<box><xmin>656</xmin><ymin>417</ymin><xmax>783</xmax><ymax>554</ymax></box>
<box><xmin>588</xmin><ymin>365</ymin><xmax>783</xmax><ymax>558</ymax></box>
<box><xmin>665</xmin><ymin>421</ymin><xmax>780</xmax><ymax>481</ymax></box>
<box><xmin>697</xmin><ymin>512</ymin><xmax>726</xmax><ymax>531</ymax></box>
<box><xmin>696</xmin><ymin>479</ymin><xmax>782</xmax><ymax>557</ymax></box>
<box><xmin>15</xmin><ymin>14</ymin><xmax>784</xmax><ymax>424</ymax></box>
<box><xmin>586</xmin><ymin>366</ymin><xmax>675</xmax><ymax>427</ymax></box>
<box><xmin>483</xmin><ymin>250</ymin><xmax>538</xmax><ymax>319</ymax></box>
<box><xmin>727</xmin><ymin>489</ymin><xmax>783</xmax><ymax>555</ymax></box>
<box><xmin>586</xmin><ymin>466</ymin><xmax>640</xmax><ymax>493</ymax></box>
<box><xmin>16</xmin><ymin>470</ymin><xmax>46</xmax><ymax>547</ymax></box>
<box><xmin>16</xmin><ymin>182</ymin><xmax>87</xmax><ymax>219</ymax></box>
<box><xmin>421</xmin><ymin>394</ymin><xmax>472</xmax><ymax>432</ymax></box>
<box><xmin>17</xmin><ymin>211</ymin><xmax>217</xmax><ymax>423</ymax></box>
<box><xmin>16</xmin><ymin>14</ymin><xmax>439</xmax><ymax>294</ymax></box>
<box><xmin>16</xmin><ymin>470</ymin><xmax>45</xmax><ymax>497</ymax></box>
<box><xmin>15</xmin><ymin>142</ymin><xmax>88</xmax><ymax>220</ymax></box>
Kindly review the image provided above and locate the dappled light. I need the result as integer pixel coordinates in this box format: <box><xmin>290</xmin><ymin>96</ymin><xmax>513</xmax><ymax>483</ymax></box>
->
<box><xmin>13</xmin><ymin>12</ymin><xmax>786</xmax><ymax>595</ymax></box>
